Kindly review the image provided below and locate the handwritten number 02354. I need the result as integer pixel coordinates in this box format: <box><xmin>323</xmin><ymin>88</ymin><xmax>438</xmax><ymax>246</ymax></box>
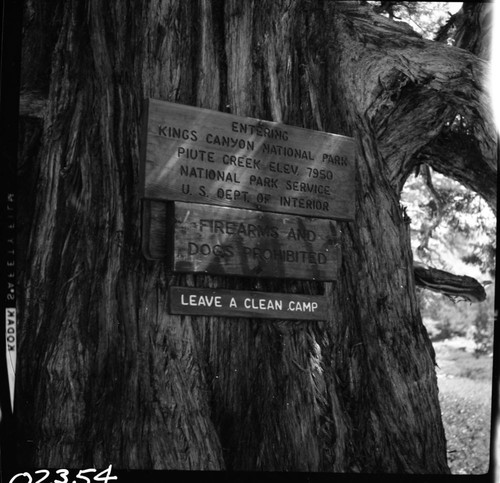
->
<box><xmin>9</xmin><ymin>465</ymin><xmax>117</xmax><ymax>483</ymax></box>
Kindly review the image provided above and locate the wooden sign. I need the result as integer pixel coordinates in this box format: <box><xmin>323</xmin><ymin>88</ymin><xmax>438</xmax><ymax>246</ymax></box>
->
<box><xmin>169</xmin><ymin>287</ymin><xmax>328</xmax><ymax>320</ymax></box>
<box><xmin>141</xmin><ymin>98</ymin><xmax>355</xmax><ymax>220</ymax></box>
<box><xmin>143</xmin><ymin>200</ymin><xmax>341</xmax><ymax>281</ymax></box>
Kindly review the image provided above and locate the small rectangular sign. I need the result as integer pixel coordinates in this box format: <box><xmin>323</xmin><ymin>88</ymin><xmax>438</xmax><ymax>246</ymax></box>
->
<box><xmin>169</xmin><ymin>287</ymin><xmax>327</xmax><ymax>320</ymax></box>
<box><xmin>143</xmin><ymin>200</ymin><xmax>341</xmax><ymax>281</ymax></box>
<box><xmin>141</xmin><ymin>98</ymin><xmax>355</xmax><ymax>220</ymax></box>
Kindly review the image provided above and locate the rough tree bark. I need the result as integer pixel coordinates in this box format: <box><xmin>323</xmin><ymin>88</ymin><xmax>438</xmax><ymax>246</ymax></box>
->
<box><xmin>16</xmin><ymin>0</ymin><xmax>495</xmax><ymax>473</ymax></box>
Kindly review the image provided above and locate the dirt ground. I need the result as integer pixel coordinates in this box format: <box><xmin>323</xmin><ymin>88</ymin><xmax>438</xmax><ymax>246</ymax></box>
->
<box><xmin>433</xmin><ymin>339</ymin><xmax>495</xmax><ymax>474</ymax></box>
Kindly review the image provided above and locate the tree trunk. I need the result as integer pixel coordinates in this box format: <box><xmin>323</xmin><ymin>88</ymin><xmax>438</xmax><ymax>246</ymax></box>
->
<box><xmin>16</xmin><ymin>0</ymin><xmax>494</xmax><ymax>473</ymax></box>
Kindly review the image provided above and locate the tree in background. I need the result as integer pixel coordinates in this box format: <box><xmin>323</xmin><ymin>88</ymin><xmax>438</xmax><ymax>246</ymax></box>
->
<box><xmin>372</xmin><ymin>1</ymin><xmax>461</xmax><ymax>39</ymax></box>
<box><xmin>14</xmin><ymin>0</ymin><xmax>495</xmax><ymax>473</ymax></box>
<box><xmin>402</xmin><ymin>169</ymin><xmax>495</xmax><ymax>277</ymax></box>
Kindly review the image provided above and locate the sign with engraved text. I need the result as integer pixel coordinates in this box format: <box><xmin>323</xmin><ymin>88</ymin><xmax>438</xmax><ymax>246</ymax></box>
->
<box><xmin>169</xmin><ymin>287</ymin><xmax>328</xmax><ymax>320</ymax></box>
<box><xmin>147</xmin><ymin>201</ymin><xmax>341</xmax><ymax>281</ymax></box>
<box><xmin>141</xmin><ymin>98</ymin><xmax>355</xmax><ymax>220</ymax></box>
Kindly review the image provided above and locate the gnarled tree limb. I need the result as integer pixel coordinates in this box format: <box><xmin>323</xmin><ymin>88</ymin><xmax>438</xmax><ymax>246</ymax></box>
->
<box><xmin>413</xmin><ymin>262</ymin><xmax>486</xmax><ymax>303</ymax></box>
<box><xmin>332</xmin><ymin>3</ymin><xmax>496</xmax><ymax>211</ymax></box>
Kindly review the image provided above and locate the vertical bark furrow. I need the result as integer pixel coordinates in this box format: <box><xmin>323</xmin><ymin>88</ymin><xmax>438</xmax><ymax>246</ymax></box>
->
<box><xmin>224</xmin><ymin>0</ymin><xmax>255</xmax><ymax>116</ymax></box>
<box><xmin>196</xmin><ymin>0</ymin><xmax>221</xmax><ymax>110</ymax></box>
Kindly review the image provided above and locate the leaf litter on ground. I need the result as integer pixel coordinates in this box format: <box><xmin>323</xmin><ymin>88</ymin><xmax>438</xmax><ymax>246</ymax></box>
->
<box><xmin>433</xmin><ymin>338</ymin><xmax>494</xmax><ymax>474</ymax></box>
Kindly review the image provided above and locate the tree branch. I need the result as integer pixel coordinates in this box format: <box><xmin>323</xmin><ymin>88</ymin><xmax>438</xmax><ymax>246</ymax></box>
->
<box><xmin>413</xmin><ymin>262</ymin><xmax>486</xmax><ymax>303</ymax></box>
<box><xmin>416</xmin><ymin>129</ymin><xmax>497</xmax><ymax>213</ymax></box>
<box><xmin>449</xmin><ymin>3</ymin><xmax>493</xmax><ymax>60</ymax></box>
<box><xmin>333</xmin><ymin>3</ymin><xmax>496</xmax><ymax>207</ymax></box>
<box><xmin>416</xmin><ymin>165</ymin><xmax>444</xmax><ymax>259</ymax></box>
